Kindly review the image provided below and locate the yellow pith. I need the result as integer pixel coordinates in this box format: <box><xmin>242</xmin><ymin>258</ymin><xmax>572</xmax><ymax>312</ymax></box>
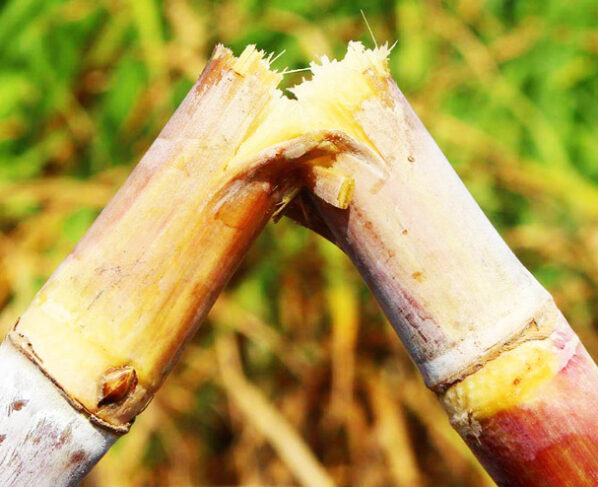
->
<box><xmin>442</xmin><ymin>340</ymin><xmax>557</xmax><ymax>419</ymax></box>
<box><xmin>231</xmin><ymin>42</ymin><xmax>391</xmax><ymax>165</ymax></box>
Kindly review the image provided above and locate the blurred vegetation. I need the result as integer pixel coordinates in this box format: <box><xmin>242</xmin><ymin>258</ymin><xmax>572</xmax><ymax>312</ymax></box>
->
<box><xmin>1</xmin><ymin>0</ymin><xmax>598</xmax><ymax>485</ymax></box>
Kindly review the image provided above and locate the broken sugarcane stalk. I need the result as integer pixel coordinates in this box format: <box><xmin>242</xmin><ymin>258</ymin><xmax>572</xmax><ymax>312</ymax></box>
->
<box><xmin>0</xmin><ymin>46</ymin><xmax>356</xmax><ymax>486</ymax></box>
<box><xmin>2</xmin><ymin>39</ymin><xmax>597</xmax><ymax>487</ymax></box>
<box><xmin>285</xmin><ymin>43</ymin><xmax>598</xmax><ymax>486</ymax></box>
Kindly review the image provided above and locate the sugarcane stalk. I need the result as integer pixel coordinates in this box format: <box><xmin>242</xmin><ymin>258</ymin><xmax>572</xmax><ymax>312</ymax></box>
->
<box><xmin>0</xmin><ymin>45</ymin><xmax>353</xmax><ymax>486</ymax></box>
<box><xmin>288</xmin><ymin>42</ymin><xmax>598</xmax><ymax>486</ymax></box>
<box><xmin>3</xmin><ymin>39</ymin><xmax>597</xmax><ymax>486</ymax></box>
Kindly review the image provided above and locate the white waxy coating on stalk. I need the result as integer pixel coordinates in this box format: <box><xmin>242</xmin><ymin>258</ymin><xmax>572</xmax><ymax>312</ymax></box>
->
<box><xmin>293</xmin><ymin>43</ymin><xmax>555</xmax><ymax>387</ymax></box>
<box><xmin>0</xmin><ymin>340</ymin><xmax>116</xmax><ymax>487</ymax></box>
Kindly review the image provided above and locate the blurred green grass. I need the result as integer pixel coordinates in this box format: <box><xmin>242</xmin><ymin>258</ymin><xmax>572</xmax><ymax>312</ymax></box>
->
<box><xmin>1</xmin><ymin>1</ymin><xmax>598</xmax><ymax>486</ymax></box>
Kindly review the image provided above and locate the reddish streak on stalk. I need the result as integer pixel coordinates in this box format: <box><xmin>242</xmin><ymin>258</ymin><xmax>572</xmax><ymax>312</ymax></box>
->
<box><xmin>470</xmin><ymin>336</ymin><xmax>598</xmax><ymax>486</ymax></box>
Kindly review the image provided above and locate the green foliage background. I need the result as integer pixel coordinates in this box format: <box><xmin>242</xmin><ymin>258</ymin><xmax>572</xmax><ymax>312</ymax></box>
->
<box><xmin>1</xmin><ymin>1</ymin><xmax>598</xmax><ymax>485</ymax></box>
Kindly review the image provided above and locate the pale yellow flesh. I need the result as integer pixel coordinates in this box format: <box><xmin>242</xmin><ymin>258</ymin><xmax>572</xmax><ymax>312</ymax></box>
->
<box><xmin>443</xmin><ymin>341</ymin><xmax>557</xmax><ymax>421</ymax></box>
<box><xmin>230</xmin><ymin>42</ymin><xmax>391</xmax><ymax>164</ymax></box>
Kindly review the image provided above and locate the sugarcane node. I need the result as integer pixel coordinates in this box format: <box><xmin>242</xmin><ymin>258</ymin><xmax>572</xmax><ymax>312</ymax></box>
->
<box><xmin>97</xmin><ymin>366</ymin><xmax>138</xmax><ymax>407</ymax></box>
